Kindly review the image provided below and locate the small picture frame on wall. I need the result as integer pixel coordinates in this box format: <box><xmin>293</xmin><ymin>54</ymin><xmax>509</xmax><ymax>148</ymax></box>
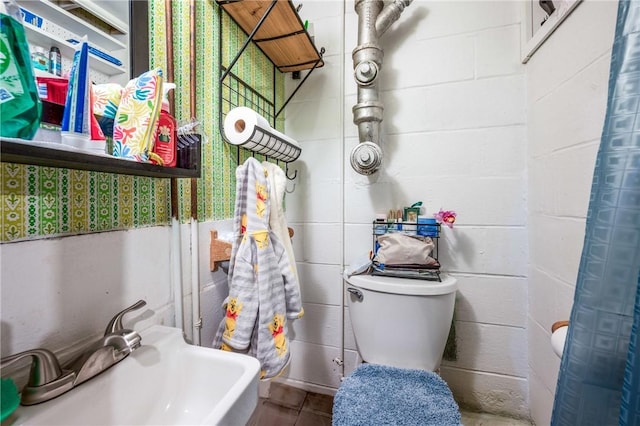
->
<box><xmin>404</xmin><ymin>207</ymin><xmax>420</xmax><ymax>224</ymax></box>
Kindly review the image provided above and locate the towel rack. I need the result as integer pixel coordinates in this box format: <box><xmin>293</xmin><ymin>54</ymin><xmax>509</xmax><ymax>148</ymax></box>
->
<box><xmin>210</xmin><ymin>228</ymin><xmax>295</xmax><ymax>271</ymax></box>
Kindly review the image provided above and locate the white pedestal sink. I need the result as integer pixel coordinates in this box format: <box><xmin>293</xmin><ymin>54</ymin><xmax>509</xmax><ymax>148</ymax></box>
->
<box><xmin>9</xmin><ymin>326</ymin><xmax>260</xmax><ymax>425</ymax></box>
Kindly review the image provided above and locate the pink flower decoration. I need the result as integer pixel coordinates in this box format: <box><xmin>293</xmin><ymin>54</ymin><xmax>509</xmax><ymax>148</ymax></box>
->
<box><xmin>434</xmin><ymin>209</ymin><xmax>457</xmax><ymax>228</ymax></box>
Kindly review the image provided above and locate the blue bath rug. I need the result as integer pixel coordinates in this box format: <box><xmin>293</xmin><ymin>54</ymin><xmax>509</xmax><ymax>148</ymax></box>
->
<box><xmin>333</xmin><ymin>364</ymin><xmax>460</xmax><ymax>426</ymax></box>
<box><xmin>333</xmin><ymin>364</ymin><xmax>461</xmax><ymax>426</ymax></box>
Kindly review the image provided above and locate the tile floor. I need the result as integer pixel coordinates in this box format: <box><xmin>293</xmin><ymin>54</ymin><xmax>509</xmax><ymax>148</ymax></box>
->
<box><xmin>248</xmin><ymin>383</ymin><xmax>533</xmax><ymax>425</ymax></box>
<box><xmin>247</xmin><ymin>382</ymin><xmax>332</xmax><ymax>426</ymax></box>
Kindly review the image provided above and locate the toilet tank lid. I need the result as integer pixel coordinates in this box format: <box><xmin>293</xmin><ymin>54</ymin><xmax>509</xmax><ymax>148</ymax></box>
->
<box><xmin>345</xmin><ymin>273</ymin><xmax>457</xmax><ymax>296</ymax></box>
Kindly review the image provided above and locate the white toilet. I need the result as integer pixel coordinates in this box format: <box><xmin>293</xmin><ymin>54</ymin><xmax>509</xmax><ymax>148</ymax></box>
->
<box><xmin>345</xmin><ymin>273</ymin><xmax>458</xmax><ymax>371</ymax></box>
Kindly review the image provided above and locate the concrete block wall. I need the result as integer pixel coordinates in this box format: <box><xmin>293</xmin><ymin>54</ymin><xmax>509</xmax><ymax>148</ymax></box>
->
<box><xmin>525</xmin><ymin>2</ymin><xmax>617</xmax><ymax>424</ymax></box>
<box><xmin>282</xmin><ymin>0</ymin><xmax>529</xmax><ymax>417</ymax></box>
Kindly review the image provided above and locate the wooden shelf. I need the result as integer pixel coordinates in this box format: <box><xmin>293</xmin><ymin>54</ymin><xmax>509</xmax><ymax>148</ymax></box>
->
<box><xmin>210</xmin><ymin>230</ymin><xmax>233</xmax><ymax>272</ymax></box>
<box><xmin>217</xmin><ymin>0</ymin><xmax>324</xmax><ymax>73</ymax></box>
<box><xmin>1</xmin><ymin>138</ymin><xmax>200</xmax><ymax>178</ymax></box>
<box><xmin>210</xmin><ymin>227</ymin><xmax>294</xmax><ymax>271</ymax></box>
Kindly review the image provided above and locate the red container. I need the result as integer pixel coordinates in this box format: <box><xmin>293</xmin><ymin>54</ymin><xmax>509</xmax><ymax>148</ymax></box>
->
<box><xmin>152</xmin><ymin>101</ymin><xmax>177</xmax><ymax>167</ymax></box>
<box><xmin>36</xmin><ymin>77</ymin><xmax>68</xmax><ymax>105</ymax></box>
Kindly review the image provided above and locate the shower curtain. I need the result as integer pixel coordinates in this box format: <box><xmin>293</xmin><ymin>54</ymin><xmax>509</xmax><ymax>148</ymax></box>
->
<box><xmin>551</xmin><ymin>1</ymin><xmax>640</xmax><ymax>425</ymax></box>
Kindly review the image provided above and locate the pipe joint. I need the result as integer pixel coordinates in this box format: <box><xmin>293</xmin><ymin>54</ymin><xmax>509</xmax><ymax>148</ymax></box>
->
<box><xmin>354</xmin><ymin>60</ymin><xmax>379</xmax><ymax>86</ymax></box>
<box><xmin>352</xmin><ymin>101</ymin><xmax>383</xmax><ymax>124</ymax></box>
<box><xmin>352</xmin><ymin>44</ymin><xmax>383</xmax><ymax>67</ymax></box>
<box><xmin>376</xmin><ymin>0</ymin><xmax>414</xmax><ymax>36</ymax></box>
<box><xmin>350</xmin><ymin>142</ymin><xmax>383</xmax><ymax>175</ymax></box>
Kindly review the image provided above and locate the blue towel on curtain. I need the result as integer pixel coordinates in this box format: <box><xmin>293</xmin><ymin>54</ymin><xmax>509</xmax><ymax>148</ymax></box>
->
<box><xmin>551</xmin><ymin>1</ymin><xmax>640</xmax><ymax>425</ymax></box>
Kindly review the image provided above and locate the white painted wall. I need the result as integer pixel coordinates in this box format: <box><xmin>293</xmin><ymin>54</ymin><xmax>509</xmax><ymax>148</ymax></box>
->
<box><xmin>282</xmin><ymin>0</ymin><xmax>529</xmax><ymax>418</ymax></box>
<box><xmin>525</xmin><ymin>2</ymin><xmax>617</xmax><ymax>424</ymax></box>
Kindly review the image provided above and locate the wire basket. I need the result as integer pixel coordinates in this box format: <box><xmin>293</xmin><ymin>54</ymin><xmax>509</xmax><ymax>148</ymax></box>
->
<box><xmin>371</xmin><ymin>220</ymin><xmax>442</xmax><ymax>281</ymax></box>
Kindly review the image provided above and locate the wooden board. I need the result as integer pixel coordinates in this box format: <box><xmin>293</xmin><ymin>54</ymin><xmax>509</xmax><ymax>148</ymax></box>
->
<box><xmin>218</xmin><ymin>0</ymin><xmax>324</xmax><ymax>72</ymax></box>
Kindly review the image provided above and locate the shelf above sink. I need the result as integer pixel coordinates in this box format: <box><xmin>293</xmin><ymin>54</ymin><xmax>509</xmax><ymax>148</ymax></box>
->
<box><xmin>1</xmin><ymin>138</ymin><xmax>200</xmax><ymax>179</ymax></box>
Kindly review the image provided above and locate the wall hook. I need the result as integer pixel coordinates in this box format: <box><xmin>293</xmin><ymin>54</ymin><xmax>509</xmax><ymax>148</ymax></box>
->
<box><xmin>285</xmin><ymin>165</ymin><xmax>298</xmax><ymax>180</ymax></box>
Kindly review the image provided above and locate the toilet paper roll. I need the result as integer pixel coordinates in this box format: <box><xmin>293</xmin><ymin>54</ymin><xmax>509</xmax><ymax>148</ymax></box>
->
<box><xmin>551</xmin><ymin>325</ymin><xmax>568</xmax><ymax>358</ymax></box>
<box><xmin>223</xmin><ymin>107</ymin><xmax>301</xmax><ymax>163</ymax></box>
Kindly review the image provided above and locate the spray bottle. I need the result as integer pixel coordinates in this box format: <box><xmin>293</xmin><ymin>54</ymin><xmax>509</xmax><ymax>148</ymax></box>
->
<box><xmin>152</xmin><ymin>83</ymin><xmax>177</xmax><ymax>167</ymax></box>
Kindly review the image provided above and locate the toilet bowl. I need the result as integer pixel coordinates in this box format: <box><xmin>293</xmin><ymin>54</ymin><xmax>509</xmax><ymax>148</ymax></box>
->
<box><xmin>335</xmin><ymin>273</ymin><xmax>461</xmax><ymax>425</ymax></box>
<box><xmin>345</xmin><ymin>273</ymin><xmax>457</xmax><ymax>371</ymax></box>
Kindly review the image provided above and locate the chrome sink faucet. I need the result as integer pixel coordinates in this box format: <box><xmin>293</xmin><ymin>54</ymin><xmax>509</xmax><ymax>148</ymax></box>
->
<box><xmin>64</xmin><ymin>299</ymin><xmax>146</xmax><ymax>386</ymax></box>
<box><xmin>0</xmin><ymin>300</ymin><xmax>146</xmax><ymax>405</ymax></box>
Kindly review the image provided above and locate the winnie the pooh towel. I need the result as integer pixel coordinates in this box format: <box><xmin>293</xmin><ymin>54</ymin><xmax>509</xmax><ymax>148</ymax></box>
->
<box><xmin>213</xmin><ymin>158</ymin><xmax>303</xmax><ymax>379</ymax></box>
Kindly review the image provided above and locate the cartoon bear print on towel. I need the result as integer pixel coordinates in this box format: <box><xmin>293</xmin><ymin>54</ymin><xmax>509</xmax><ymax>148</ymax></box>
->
<box><xmin>269</xmin><ymin>314</ymin><xmax>287</xmax><ymax>356</ymax></box>
<box><xmin>256</xmin><ymin>182</ymin><xmax>268</xmax><ymax>218</ymax></box>
<box><xmin>241</xmin><ymin>214</ymin><xmax>247</xmax><ymax>234</ymax></box>
<box><xmin>253</xmin><ymin>230</ymin><xmax>269</xmax><ymax>250</ymax></box>
<box><xmin>223</xmin><ymin>297</ymin><xmax>243</xmax><ymax>340</ymax></box>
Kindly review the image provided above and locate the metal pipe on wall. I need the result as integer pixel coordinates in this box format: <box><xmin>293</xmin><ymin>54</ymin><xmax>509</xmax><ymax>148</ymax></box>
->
<box><xmin>189</xmin><ymin>0</ymin><xmax>202</xmax><ymax>347</ymax></box>
<box><xmin>350</xmin><ymin>0</ymin><xmax>413</xmax><ymax>175</ymax></box>
<box><xmin>339</xmin><ymin>0</ymin><xmax>347</xmax><ymax>381</ymax></box>
<box><xmin>165</xmin><ymin>0</ymin><xmax>184</xmax><ymax>333</ymax></box>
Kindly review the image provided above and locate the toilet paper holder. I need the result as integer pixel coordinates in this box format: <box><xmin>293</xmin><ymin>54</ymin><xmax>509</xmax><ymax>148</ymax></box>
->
<box><xmin>551</xmin><ymin>320</ymin><xmax>569</xmax><ymax>358</ymax></box>
<box><xmin>552</xmin><ymin>320</ymin><xmax>569</xmax><ymax>333</ymax></box>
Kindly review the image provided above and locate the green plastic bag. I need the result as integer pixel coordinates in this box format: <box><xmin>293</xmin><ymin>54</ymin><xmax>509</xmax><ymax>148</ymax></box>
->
<box><xmin>0</xmin><ymin>0</ymin><xmax>42</xmax><ymax>139</ymax></box>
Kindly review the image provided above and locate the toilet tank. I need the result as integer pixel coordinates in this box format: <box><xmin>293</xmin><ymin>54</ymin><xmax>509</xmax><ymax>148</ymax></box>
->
<box><xmin>345</xmin><ymin>274</ymin><xmax>457</xmax><ymax>371</ymax></box>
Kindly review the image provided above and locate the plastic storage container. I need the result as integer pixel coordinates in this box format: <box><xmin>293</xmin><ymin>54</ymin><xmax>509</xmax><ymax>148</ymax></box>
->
<box><xmin>31</xmin><ymin>46</ymin><xmax>48</xmax><ymax>71</ymax></box>
<box><xmin>152</xmin><ymin>101</ymin><xmax>177</xmax><ymax>167</ymax></box>
<box><xmin>0</xmin><ymin>0</ymin><xmax>42</xmax><ymax>139</ymax></box>
<box><xmin>152</xmin><ymin>83</ymin><xmax>176</xmax><ymax>167</ymax></box>
<box><xmin>417</xmin><ymin>217</ymin><xmax>439</xmax><ymax>237</ymax></box>
<box><xmin>374</xmin><ymin>214</ymin><xmax>388</xmax><ymax>235</ymax></box>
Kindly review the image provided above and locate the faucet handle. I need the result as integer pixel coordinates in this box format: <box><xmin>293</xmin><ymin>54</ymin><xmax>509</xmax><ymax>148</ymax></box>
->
<box><xmin>104</xmin><ymin>300</ymin><xmax>147</xmax><ymax>336</ymax></box>
<box><xmin>1</xmin><ymin>349</ymin><xmax>75</xmax><ymax>405</ymax></box>
<box><xmin>1</xmin><ymin>348</ymin><xmax>63</xmax><ymax>387</ymax></box>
